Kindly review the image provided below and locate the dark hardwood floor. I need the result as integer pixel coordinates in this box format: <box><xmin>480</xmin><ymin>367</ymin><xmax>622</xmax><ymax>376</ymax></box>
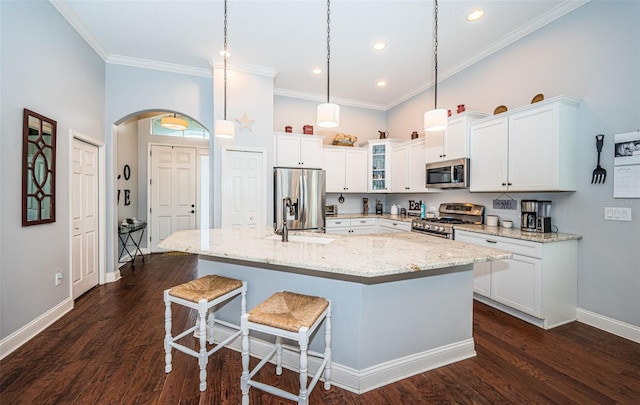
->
<box><xmin>1</xmin><ymin>252</ymin><xmax>638</xmax><ymax>404</ymax></box>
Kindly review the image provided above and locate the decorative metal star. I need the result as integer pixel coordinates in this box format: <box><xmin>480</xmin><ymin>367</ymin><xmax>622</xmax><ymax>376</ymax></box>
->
<box><xmin>235</xmin><ymin>112</ymin><xmax>255</xmax><ymax>131</ymax></box>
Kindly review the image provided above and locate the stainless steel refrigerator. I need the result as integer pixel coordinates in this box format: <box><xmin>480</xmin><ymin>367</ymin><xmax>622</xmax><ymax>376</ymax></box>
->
<box><xmin>273</xmin><ymin>167</ymin><xmax>326</xmax><ymax>233</ymax></box>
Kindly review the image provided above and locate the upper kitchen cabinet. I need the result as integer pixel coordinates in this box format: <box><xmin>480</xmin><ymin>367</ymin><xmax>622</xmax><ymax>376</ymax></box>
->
<box><xmin>362</xmin><ymin>139</ymin><xmax>404</xmax><ymax>192</ymax></box>
<box><xmin>323</xmin><ymin>146</ymin><xmax>368</xmax><ymax>193</ymax></box>
<box><xmin>469</xmin><ymin>96</ymin><xmax>581</xmax><ymax>192</ymax></box>
<box><xmin>425</xmin><ymin>112</ymin><xmax>487</xmax><ymax>164</ymax></box>
<box><xmin>274</xmin><ymin>132</ymin><xmax>324</xmax><ymax>168</ymax></box>
<box><xmin>391</xmin><ymin>139</ymin><xmax>435</xmax><ymax>193</ymax></box>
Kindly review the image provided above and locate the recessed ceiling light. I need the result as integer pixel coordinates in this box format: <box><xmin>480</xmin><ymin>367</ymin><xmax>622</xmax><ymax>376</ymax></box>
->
<box><xmin>376</xmin><ymin>80</ymin><xmax>387</xmax><ymax>87</ymax></box>
<box><xmin>312</xmin><ymin>68</ymin><xmax>322</xmax><ymax>75</ymax></box>
<box><xmin>466</xmin><ymin>9</ymin><xmax>485</xmax><ymax>22</ymax></box>
<box><xmin>219</xmin><ymin>50</ymin><xmax>231</xmax><ymax>58</ymax></box>
<box><xmin>372</xmin><ymin>42</ymin><xmax>386</xmax><ymax>51</ymax></box>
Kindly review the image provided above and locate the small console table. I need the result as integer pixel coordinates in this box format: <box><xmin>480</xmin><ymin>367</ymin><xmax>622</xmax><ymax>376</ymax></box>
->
<box><xmin>118</xmin><ymin>221</ymin><xmax>147</xmax><ymax>269</ymax></box>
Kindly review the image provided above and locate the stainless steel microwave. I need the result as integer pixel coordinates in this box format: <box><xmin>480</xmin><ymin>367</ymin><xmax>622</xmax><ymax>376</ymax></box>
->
<box><xmin>425</xmin><ymin>158</ymin><xmax>470</xmax><ymax>189</ymax></box>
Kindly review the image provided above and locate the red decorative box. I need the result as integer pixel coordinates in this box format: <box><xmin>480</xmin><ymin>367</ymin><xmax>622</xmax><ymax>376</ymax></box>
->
<box><xmin>303</xmin><ymin>125</ymin><xmax>313</xmax><ymax>135</ymax></box>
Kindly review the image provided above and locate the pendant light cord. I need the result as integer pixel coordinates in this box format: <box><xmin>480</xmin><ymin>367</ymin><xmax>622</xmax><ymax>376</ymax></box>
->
<box><xmin>433</xmin><ymin>0</ymin><xmax>439</xmax><ymax>109</ymax></box>
<box><xmin>326</xmin><ymin>0</ymin><xmax>331</xmax><ymax>104</ymax></box>
<box><xmin>223</xmin><ymin>0</ymin><xmax>228</xmax><ymax>120</ymax></box>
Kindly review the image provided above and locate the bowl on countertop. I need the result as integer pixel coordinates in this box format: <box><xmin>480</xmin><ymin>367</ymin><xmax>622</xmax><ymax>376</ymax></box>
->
<box><xmin>502</xmin><ymin>220</ymin><xmax>513</xmax><ymax>228</ymax></box>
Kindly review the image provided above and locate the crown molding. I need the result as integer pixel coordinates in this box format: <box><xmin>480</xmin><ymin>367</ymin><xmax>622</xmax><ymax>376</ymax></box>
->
<box><xmin>274</xmin><ymin>88</ymin><xmax>387</xmax><ymax>111</ymax></box>
<box><xmin>50</xmin><ymin>0</ymin><xmax>109</xmax><ymax>61</ymax></box>
<box><xmin>106</xmin><ymin>55</ymin><xmax>212</xmax><ymax>77</ymax></box>
<box><xmin>210</xmin><ymin>61</ymin><xmax>278</xmax><ymax>79</ymax></box>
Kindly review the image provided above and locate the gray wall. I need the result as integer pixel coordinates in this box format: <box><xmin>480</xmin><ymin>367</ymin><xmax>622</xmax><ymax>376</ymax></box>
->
<box><xmin>385</xmin><ymin>1</ymin><xmax>640</xmax><ymax>326</ymax></box>
<box><xmin>0</xmin><ymin>1</ymin><xmax>105</xmax><ymax>339</ymax></box>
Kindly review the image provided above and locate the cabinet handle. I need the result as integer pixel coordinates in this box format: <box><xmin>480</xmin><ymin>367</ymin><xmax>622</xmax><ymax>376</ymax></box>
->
<box><xmin>392</xmin><ymin>223</ymin><xmax>398</xmax><ymax>226</ymax></box>
<box><xmin>485</xmin><ymin>240</ymin><xmax>498</xmax><ymax>244</ymax></box>
<box><xmin>501</xmin><ymin>183</ymin><xmax>507</xmax><ymax>186</ymax></box>
<box><xmin>508</xmin><ymin>182</ymin><xmax>512</xmax><ymax>186</ymax></box>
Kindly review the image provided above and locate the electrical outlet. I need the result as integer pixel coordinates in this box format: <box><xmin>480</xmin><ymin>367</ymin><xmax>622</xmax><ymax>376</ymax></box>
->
<box><xmin>55</xmin><ymin>272</ymin><xmax>63</xmax><ymax>286</ymax></box>
<box><xmin>604</xmin><ymin>207</ymin><xmax>632</xmax><ymax>222</ymax></box>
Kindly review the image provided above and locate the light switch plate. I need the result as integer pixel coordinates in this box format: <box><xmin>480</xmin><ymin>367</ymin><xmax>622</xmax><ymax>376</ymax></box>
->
<box><xmin>604</xmin><ymin>207</ymin><xmax>632</xmax><ymax>221</ymax></box>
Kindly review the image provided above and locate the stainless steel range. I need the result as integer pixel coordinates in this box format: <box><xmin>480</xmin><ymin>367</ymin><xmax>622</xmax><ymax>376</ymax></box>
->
<box><xmin>411</xmin><ymin>203</ymin><xmax>485</xmax><ymax>239</ymax></box>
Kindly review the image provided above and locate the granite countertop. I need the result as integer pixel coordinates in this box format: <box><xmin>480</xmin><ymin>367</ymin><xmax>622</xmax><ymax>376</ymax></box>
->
<box><xmin>454</xmin><ymin>224</ymin><xmax>582</xmax><ymax>243</ymax></box>
<box><xmin>328</xmin><ymin>213</ymin><xmax>417</xmax><ymax>223</ymax></box>
<box><xmin>159</xmin><ymin>227</ymin><xmax>511</xmax><ymax>278</ymax></box>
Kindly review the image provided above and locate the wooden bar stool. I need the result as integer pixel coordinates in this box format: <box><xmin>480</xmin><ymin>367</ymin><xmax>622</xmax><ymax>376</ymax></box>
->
<box><xmin>240</xmin><ymin>291</ymin><xmax>331</xmax><ymax>405</ymax></box>
<box><xmin>164</xmin><ymin>274</ymin><xmax>247</xmax><ymax>392</ymax></box>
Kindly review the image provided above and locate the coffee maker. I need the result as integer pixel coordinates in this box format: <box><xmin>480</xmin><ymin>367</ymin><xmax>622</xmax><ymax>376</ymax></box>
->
<box><xmin>521</xmin><ymin>200</ymin><xmax>552</xmax><ymax>233</ymax></box>
<box><xmin>521</xmin><ymin>200</ymin><xmax>538</xmax><ymax>232</ymax></box>
<box><xmin>536</xmin><ymin>200</ymin><xmax>552</xmax><ymax>233</ymax></box>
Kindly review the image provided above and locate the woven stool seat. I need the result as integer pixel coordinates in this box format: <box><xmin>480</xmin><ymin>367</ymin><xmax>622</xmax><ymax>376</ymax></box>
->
<box><xmin>169</xmin><ymin>275</ymin><xmax>243</xmax><ymax>303</ymax></box>
<box><xmin>248</xmin><ymin>291</ymin><xmax>329</xmax><ymax>332</ymax></box>
<box><xmin>241</xmin><ymin>291</ymin><xmax>332</xmax><ymax>405</ymax></box>
<box><xmin>164</xmin><ymin>274</ymin><xmax>247</xmax><ymax>392</ymax></box>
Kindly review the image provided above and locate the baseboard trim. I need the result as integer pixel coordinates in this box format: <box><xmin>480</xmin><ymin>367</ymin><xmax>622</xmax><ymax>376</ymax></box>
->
<box><xmin>577</xmin><ymin>308</ymin><xmax>640</xmax><ymax>343</ymax></box>
<box><xmin>211</xmin><ymin>325</ymin><xmax>475</xmax><ymax>394</ymax></box>
<box><xmin>0</xmin><ymin>298</ymin><xmax>74</xmax><ymax>361</ymax></box>
<box><xmin>105</xmin><ymin>269</ymin><xmax>121</xmax><ymax>283</ymax></box>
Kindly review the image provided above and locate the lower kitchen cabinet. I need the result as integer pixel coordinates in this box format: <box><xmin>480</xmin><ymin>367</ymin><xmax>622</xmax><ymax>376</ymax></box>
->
<box><xmin>378</xmin><ymin>218</ymin><xmax>411</xmax><ymax>232</ymax></box>
<box><xmin>455</xmin><ymin>230</ymin><xmax>577</xmax><ymax>329</ymax></box>
<box><xmin>326</xmin><ymin>217</ymin><xmax>377</xmax><ymax>235</ymax></box>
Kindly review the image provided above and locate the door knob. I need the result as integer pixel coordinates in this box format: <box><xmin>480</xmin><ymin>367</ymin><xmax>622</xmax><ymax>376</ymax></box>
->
<box><xmin>190</xmin><ymin>210</ymin><xmax>195</xmax><ymax>213</ymax></box>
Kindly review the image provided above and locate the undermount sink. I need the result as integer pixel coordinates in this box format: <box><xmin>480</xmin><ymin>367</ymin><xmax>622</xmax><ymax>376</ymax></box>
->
<box><xmin>265</xmin><ymin>234</ymin><xmax>335</xmax><ymax>244</ymax></box>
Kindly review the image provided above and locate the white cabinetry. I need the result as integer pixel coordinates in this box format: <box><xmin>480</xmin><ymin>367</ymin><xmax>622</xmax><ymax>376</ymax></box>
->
<box><xmin>275</xmin><ymin>132</ymin><xmax>324</xmax><ymax>169</ymax></box>
<box><xmin>364</xmin><ymin>139</ymin><xmax>404</xmax><ymax>192</ymax></box>
<box><xmin>425</xmin><ymin>112</ymin><xmax>487</xmax><ymax>163</ymax></box>
<box><xmin>378</xmin><ymin>218</ymin><xmax>411</xmax><ymax>233</ymax></box>
<box><xmin>469</xmin><ymin>96</ymin><xmax>580</xmax><ymax>192</ymax></box>
<box><xmin>455</xmin><ymin>230</ymin><xmax>577</xmax><ymax>329</ymax></box>
<box><xmin>323</xmin><ymin>146</ymin><xmax>368</xmax><ymax>193</ymax></box>
<box><xmin>391</xmin><ymin>139</ymin><xmax>433</xmax><ymax>193</ymax></box>
<box><xmin>325</xmin><ymin>217</ymin><xmax>377</xmax><ymax>235</ymax></box>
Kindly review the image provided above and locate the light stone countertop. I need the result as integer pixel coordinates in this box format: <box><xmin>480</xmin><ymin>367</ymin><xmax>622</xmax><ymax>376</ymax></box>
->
<box><xmin>159</xmin><ymin>227</ymin><xmax>511</xmax><ymax>278</ymax></box>
<box><xmin>454</xmin><ymin>224</ymin><xmax>582</xmax><ymax>243</ymax></box>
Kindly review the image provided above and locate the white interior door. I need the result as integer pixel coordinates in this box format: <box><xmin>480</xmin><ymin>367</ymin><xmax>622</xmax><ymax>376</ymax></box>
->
<box><xmin>150</xmin><ymin>145</ymin><xmax>196</xmax><ymax>251</ymax></box>
<box><xmin>72</xmin><ymin>139</ymin><xmax>99</xmax><ymax>299</ymax></box>
<box><xmin>222</xmin><ymin>149</ymin><xmax>265</xmax><ymax>228</ymax></box>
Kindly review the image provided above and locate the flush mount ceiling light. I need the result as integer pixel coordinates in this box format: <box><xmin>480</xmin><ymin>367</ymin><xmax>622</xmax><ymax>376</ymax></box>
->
<box><xmin>312</xmin><ymin>68</ymin><xmax>322</xmax><ymax>74</ymax></box>
<box><xmin>161</xmin><ymin>114</ymin><xmax>188</xmax><ymax>131</ymax></box>
<box><xmin>372</xmin><ymin>41</ymin><xmax>386</xmax><ymax>51</ymax></box>
<box><xmin>317</xmin><ymin>0</ymin><xmax>340</xmax><ymax>128</ymax></box>
<box><xmin>376</xmin><ymin>80</ymin><xmax>387</xmax><ymax>87</ymax></box>
<box><xmin>215</xmin><ymin>0</ymin><xmax>235</xmax><ymax>139</ymax></box>
<box><xmin>424</xmin><ymin>0</ymin><xmax>448</xmax><ymax>132</ymax></box>
<box><xmin>466</xmin><ymin>9</ymin><xmax>485</xmax><ymax>22</ymax></box>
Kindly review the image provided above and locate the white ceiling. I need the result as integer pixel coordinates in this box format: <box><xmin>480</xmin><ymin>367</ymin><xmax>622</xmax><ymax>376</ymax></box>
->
<box><xmin>52</xmin><ymin>0</ymin><xmax>588</xmax><ymax>111</ymax></box>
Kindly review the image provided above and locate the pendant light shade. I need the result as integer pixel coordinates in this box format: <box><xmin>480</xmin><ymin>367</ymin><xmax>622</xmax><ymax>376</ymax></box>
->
<box><xmin>424</xmin><ymin>108</ymin><xmax>448</xmax><ymax>132</ymax></box>
<box><xmin>215</xmin><ymin>119</ymin><xmax>235</xmax><ymax>139</ymax></box>
<box><xmin>424</xmin><ymin>0</ymin><xmax>448</xmax><ymax>132</ymax></box>
<box><xmin>317</xmin><ymin>102</ymin><xmax>340</xmax><ymax>128</ymax></box>
<box><xmin>161</xmin><ymin>114</ymin><xmax>188</xmax><ymax>131</ymax></box>
<box><xmin>215</xmin><ymin>0</ymin><xmax>236</xmax><ymax>139</ymax></box>
<box><xmin>317</xmin><ymin>0</ymin><xmax>340</xmax><ymax>128</ymax></box>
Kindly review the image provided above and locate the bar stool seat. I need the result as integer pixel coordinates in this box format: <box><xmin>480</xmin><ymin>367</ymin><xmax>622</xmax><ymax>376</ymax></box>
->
<box><xmin>164</xmin><ymin>274</ymin><xmax>247</xmax><ymax>392</ymax></box>
<box><xmin>240</xmin><ymin>291</ymin><xmax>332</xmax><ymax>405</ymax></box>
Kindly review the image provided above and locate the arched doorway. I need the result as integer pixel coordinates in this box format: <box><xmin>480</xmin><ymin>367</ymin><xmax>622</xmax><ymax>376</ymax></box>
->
<box><xmin>113</xmin><ymin>110</ymin><xmax>210</xmax><ymax>266</ymax></box>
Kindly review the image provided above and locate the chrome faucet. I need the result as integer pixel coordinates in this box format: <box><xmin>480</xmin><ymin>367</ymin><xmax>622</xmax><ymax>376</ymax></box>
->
<box><xmin>282</xmin><ymin>197</ymin><xmax>292</xmax><ymax>242</ymax></box>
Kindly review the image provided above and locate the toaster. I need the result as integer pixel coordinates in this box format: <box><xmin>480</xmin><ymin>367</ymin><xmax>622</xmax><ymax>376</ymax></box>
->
<box><xmin>325</xmin><ymin>205</ymin><xmax>338</xmax><ymax>216</ymax></box>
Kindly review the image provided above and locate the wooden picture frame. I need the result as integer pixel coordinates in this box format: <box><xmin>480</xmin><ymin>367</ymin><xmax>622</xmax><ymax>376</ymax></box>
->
<box><xmin>22</xmin><ymin>109</ymin><xmax>57</xmax><ymax>226</ymax></box>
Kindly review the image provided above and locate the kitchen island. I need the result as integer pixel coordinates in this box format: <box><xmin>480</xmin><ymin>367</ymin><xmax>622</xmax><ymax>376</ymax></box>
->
<box><xmin>159</xmin><ymin>227</ymin><xmax>510</xmax><ymax>394</ymax></box>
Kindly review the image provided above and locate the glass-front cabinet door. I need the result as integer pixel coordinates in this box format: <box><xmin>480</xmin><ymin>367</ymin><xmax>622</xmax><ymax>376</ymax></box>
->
<box><xmin>371</xmin><ymin>143</ymin><xmax>387</xmax><ymax>191</ymax></box>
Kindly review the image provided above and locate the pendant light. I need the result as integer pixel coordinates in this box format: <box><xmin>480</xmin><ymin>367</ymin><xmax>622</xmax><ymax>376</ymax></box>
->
<box><xmin>161</xmin><ymin>114</ymin><xmax>188</xmax><ymax>131</ymax></box>
<box><xmin>215</xmin><ymin>0</ymin><xmax>235</xmax><ymax>139</ymax></box>
<box><xmin>317</xmin><ymin>0</ymin><xmax>340</xmax><ymax>128</ymax></box>
<box><xmin>424</xmin><ymin>0</ymin><xmax>448</xmax><ymax>132</ymax></box>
